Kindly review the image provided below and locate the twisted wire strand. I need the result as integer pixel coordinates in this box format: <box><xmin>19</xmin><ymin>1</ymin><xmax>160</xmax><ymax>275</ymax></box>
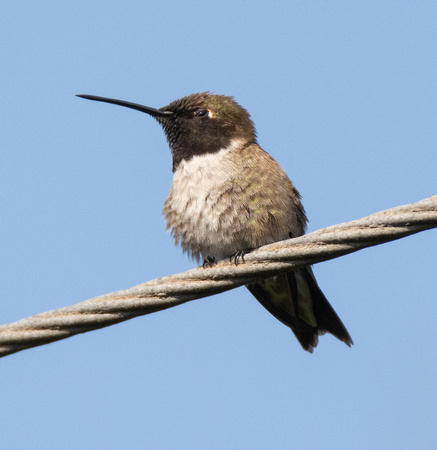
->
<box><xmin>1</xmin><ymin>195</ymin><xmax>436</xmax><ymax>358</ymax></box>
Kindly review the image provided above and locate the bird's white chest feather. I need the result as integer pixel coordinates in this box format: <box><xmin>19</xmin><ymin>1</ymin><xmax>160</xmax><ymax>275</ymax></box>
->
<box><xmin>163</xmin><ymin>141</ymin><xmax>244</xmax><ymax>260</ymax></box>
<box><xmin>170</xmin><ymin>148</ymin><xmax>234</xmax><ymax>210</ymax></box>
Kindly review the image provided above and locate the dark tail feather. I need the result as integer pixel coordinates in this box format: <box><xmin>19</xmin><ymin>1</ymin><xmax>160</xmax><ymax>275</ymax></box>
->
<box><xmin>246</xmin><ymin>266</ymin><xmax>353</xmax><ymax>352</ymax></box>
<box><xmin>301</xmin><ymin>267</ymin><xmax>353</xmax><ymax>348</ymax></box>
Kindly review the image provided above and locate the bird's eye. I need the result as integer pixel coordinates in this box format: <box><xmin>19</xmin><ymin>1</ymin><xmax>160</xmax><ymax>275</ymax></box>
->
<box><xmin>194</xmin><ymin>109</ymin><xmax>209</xmax><ymax>118</ymax></box>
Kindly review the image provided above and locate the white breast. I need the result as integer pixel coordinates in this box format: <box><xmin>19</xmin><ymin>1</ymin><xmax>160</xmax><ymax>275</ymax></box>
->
<box><xmin>163</xmin><ymin>139</ymin><xmax>246</xmax><ymax>261</ymax></box>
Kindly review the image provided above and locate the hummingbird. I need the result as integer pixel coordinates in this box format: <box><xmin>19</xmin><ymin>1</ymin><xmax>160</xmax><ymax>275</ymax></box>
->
<box><xmin>77</xmin><ymin>92</ymin><xmax>353</xmax><ymax>352</ymax></box>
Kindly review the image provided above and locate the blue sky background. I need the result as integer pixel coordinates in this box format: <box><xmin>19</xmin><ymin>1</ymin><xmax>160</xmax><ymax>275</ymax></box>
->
<box><xmin>1</xmin><ymin>2</ymin><xmax>436</xmax><ymax>449</ymax></box>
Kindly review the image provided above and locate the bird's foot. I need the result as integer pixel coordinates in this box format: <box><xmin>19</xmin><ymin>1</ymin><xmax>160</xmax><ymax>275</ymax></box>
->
<box><xmin>202</xmin><ymin>256</ymin><xmax>217</xmax><ymax>268</ymax></box>
<box><xmin>230</xmin><ymin>249</ymin><xmax>251</xmax><ymax>266</ymax></box>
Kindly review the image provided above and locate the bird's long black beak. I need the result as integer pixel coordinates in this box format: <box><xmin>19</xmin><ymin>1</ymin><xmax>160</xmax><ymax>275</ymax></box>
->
<box><xmin>76</xmin><ymin>94</ymin><xmax>173</xmax><ymax>118</ymax></box>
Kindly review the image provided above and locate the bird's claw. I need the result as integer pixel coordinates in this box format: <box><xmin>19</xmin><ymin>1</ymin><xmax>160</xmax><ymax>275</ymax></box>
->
<box><xmin>230</xmin><ymin>249</ymin><xmax>250</xmax><ymax>266</ymax></box>
<box><xmin>202</xmin><ymin>256</ymin><xmax>217</xmax><ymax>268</ymax></box>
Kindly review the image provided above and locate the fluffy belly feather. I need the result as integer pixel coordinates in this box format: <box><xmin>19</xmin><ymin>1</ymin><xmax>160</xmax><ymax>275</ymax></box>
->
<box><xmin>163</xmin><ymin>142</ymin><xmax>306</xmax><ymax>262</ymax></box>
